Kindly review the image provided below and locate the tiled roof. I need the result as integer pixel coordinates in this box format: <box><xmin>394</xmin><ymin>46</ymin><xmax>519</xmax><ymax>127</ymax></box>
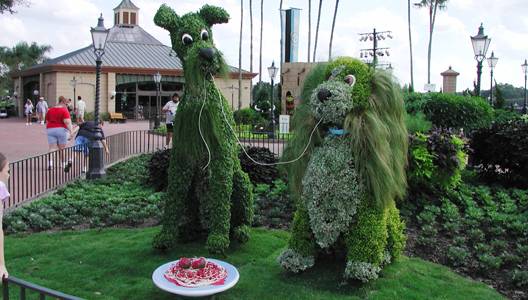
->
<box><xmin>114</xmin><ymin>0</ymin><xmax>139</xmax><ymax>11</ymax></box>
<box><xmin>28</xmin><ymin>25</ymin><xmax>250</xmax><ymax>74</ymax></box>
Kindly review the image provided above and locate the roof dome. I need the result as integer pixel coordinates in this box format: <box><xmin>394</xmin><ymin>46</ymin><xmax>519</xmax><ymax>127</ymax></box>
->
<box><xmin>114</xmin><ymin>0</ymin><xmax>139</xmax><ymax>11</ymax></box>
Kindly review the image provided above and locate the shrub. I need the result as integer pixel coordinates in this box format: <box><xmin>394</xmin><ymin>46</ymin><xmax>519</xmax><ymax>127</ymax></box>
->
<box><xmin>84</xmin><ymin>111</ymin><xmax>110</xmax><ymax>122</ymax></box>
<box><xmin>239</xmin><ymin>147</ymin><xmax>280</xmax><ymax>185</ymax></box>
<box><xmin>252</xmin><ymin>179</ymin><xmax>293</xmax><ymax>229</ymax></box>
<box><xmin>471</xmin><ymin>118</ymin><xmax>528</xmax><ymax>188</ymax></box>
<box><xmin>403</xmin><ymin>92</ymin><xmax>432</xmax><ymax>114</ymax></box>
<box><xmin>233</xmin><ymin>108</ymin><xmax>264</xmax><ymax>125</ymax></box>
<box><xmin>405</xmin><ymin>112</ymin><xmax>432</xmax><ymax>134</ymax></box>
<box><xmin>494</xmin><ymin>109</ymin><xmax>520</xmax><ymax>124</ymax></box>
<box><xmin>148</xmin><ymin>149</ymin><xmax>171</xmax><ymax>191</ymax></box>
<box><xmin>447</xmin><ymin>246</ymin><xmax>470</xmax><ymax>267</ymax></box>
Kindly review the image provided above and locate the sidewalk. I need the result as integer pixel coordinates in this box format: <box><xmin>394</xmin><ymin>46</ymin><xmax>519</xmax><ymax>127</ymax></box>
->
<box><xmin>0</xmin><ymin>118</ymin><xmax>150</xmax><ymax>161</ymax></box>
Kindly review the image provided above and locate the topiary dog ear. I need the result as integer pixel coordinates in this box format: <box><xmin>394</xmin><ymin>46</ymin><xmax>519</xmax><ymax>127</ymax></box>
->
<box><xmin>199</xmin><ymin>4</ymin><xmax>230</xmax><ymax>26</ymax></box>
<box><xmin>154</xmin><ymin>4</ymin><xmax>179</xmax><ymax>31</ymax></box>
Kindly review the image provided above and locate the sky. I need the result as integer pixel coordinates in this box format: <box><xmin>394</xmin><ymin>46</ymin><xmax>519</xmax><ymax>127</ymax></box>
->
<box><xmin>1</xmin><ymin>0</ymin><xmax>527</xmax><ymax>92</ymax></box>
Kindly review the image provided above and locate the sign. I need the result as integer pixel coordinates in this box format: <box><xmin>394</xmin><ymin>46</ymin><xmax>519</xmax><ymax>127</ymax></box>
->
<box><xmin>424</xmin><ymin>83</ymin><xmax>436</xmax><ymax>92</ymax></box>
<box><xmin>279</xmin><ymin>115</ymin><xmax>290</xmax><ymax>134</ymax></box>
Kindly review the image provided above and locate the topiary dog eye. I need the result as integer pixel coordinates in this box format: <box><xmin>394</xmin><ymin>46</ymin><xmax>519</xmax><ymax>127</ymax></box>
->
<box><xmin>200</xmin><ymin>29</ymin><xmax>209</xmax><ymax>41</ymax></box>
<box><xmin>182</xmin><ymin>33</ymin><xmax>193</xmax><ymax>45</ymax></box>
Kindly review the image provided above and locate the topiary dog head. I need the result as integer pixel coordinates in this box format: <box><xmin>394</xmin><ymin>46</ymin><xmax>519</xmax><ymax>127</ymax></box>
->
<box><xmin>154</xmin><ymin>4</ymin><xmax>229</xmax><ymax>86</ymax></box>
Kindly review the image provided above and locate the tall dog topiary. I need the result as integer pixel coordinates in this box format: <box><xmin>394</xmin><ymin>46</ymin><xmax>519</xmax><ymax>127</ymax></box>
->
<box><xmin>152</xmin><ymin>4</ymin><xmax>253</xmax><ymax>254</ymax></box>
<box><xmin>278</xmin><ymin>57</ymin><xmax>408</xmax><ymax>282</ymax></box>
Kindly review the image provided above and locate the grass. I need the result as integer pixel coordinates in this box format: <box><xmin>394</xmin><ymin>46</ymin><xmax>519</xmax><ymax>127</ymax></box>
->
<box><xmin>4</xmin><ymin>227</ymin><xmax>504</xmax><ymax>300</ymax></box>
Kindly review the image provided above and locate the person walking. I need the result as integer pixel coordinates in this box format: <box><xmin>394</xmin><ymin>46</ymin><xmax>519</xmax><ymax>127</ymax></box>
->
<box><xmin>24</xmin><ymin>99</ymin><xmax>34</xmax><ymax>125</ymax></box>
<box><xmin>72</xmin><ymin>120</ymin><xmax>109</xmax><ymax>173</ymax></box>
<box><xmin>76</xmin><ymin>96</ymin><xmax>86</xmax><ymax>124</ymax></box>
<box><xmin>46</xmin><ymin>96</ymin><xmax>75</xmax><ymax>171</ymax></box>
<box><xmin>0</xmin><ymin>153</ymin><xmax>10</xmax><ymax>280</ymax></box>
<box><xmin>35</xmin><ymin>96</ymin><xmax>48</xmax><ymax>125</ymax></box>
<box><xmin>161</xmin><ymin>93</ymin><xmax>180</xmax><ymax>147</ymax></box>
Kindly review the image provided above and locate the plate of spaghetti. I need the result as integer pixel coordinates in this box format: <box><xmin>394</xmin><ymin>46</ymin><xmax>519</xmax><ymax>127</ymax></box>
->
<box><xmin>152</xmin><ymin>258</ymin><xmax>239</xmax><ymax>297</ymax></box>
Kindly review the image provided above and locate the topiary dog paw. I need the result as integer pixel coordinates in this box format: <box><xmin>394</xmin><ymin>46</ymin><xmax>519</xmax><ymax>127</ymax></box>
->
<box><xmin>277</xmin><ymin>249</ymin><xmax>315</xmax><ymax>273</ymax></box>
<box><xmin>232</xmin><ymin>225</ymin><xmax>251</xmax><ymax>244</ymax></box>
<box><xmin>343</xmin><ymin>261</ymin><xmax>381</xmax><ymax>283</ymax></box>
<box><xmin>152</xmin><ymin>230</ymin><xmax>177</xmax><ymax>252</ymax></box>
<box><xmin>206</xmin><ymin>233</ymin><xmax>230</xmax><ymax>254</ymax></box>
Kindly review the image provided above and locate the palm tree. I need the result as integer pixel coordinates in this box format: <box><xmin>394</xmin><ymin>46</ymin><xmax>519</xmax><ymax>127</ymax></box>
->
<box><xmin>258</xmin><ymin>0</ymin><xmax>263</xmax><ymax>82</ymax></box>
<box><xmin>328</xmin><ymin>0</ymin><xmax>340</xmax><ymax>60</ymax></box>
<box><xmin>0</xmin><ymin>0</ymin><xmax>25</xmax><ymax>14</ymax></box>
<box><xmin>0</xmin><ymin>42</ymin><xmax>51</xmax><ymax>72</ymax></box>
<box><xmin>238</xmin><ymin>0</ymin><xmax>244</xmax><ymax>110</ymax></box>
<box><xmin>313</xmin><ymin>0</ymin><xmax>323</xmax><ymax>62</ymax></box>
<box><xmin>408</xmin><ymin>0</ymin><xmax>415</xmax><ymax>91</ymax></box>
<box><xmin>249</xmin><ymin>0</ymin><xmax>253</xmax><ymax>105</ymax></box>
<box><xmin>415</xmin><ymin>0</ymin><xmax>448</xmax><ymax>84</ymax></box>
<box><xmin>279</xmin><ymin>0</ymin><xmax>284</xmax><ymax>64</ymax></box>
<box><xmin>307</xmin><ymin>0</ymin><xmax>312</xmax><ymax>62</ymax></box>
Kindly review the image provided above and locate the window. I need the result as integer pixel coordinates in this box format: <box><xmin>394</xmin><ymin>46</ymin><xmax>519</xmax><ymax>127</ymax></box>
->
<box><xmin>130</xmin><ymin>12</ymin><xmax>136</xmax><ymax>25</ymax></box>
<box><xmin>123</xmin><ymin>12</ymin><xmax>129</xmax><ymax>24</ymax></box>
<box><xmin>114</xmin><ymin>13</ymin><xmax>118</xmax><ymax>25</ymax></box>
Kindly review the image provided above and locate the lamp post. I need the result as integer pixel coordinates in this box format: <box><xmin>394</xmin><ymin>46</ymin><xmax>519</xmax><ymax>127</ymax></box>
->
<box><xmin>470</xmin><ymin>23</ymin><xmax>491</xmax><ymax>97</ymax></box>
<box><xmin>88</xmin><ymin>14</ymin><xmax>109</xmax><ymax>179</ymax></box>
<box><xmin>69</xmin><ymin>77</ymin><xmax>77</xmax><ymax>113</ymax></box>
<box><xmin>522</xmin><ymin>59</ymin><xmax>528</xmax><ymax>114</ymax></box>
<box><xmin>267</xmin><ymin>61</ymin><xmax>278</xmax><ymax>138</ymax></box>
<box><xmin>33</xmin><ymin>89</ymin><xmax>39</xmax><ymax>105</ymax></box>
<box><xmin>487</xmin><ymin>51</ymin><xmax>498</xmax><ymax>106</ymax></box>
<box><xmin>153</xmin><ymin>71</ymin><xmax>162</xmax><ymax>129</ymax></box>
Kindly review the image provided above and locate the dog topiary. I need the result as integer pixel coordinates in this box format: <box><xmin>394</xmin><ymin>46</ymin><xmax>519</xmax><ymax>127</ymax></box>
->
<box><xmin>278</xmin><ymin>57</ymin><xmax>408</xmax><ymax>282</ymax></box>
<box><xmin>152</xmin><ymin>4</ymin><xmax>253</xmax><ymax>254</ymax></box>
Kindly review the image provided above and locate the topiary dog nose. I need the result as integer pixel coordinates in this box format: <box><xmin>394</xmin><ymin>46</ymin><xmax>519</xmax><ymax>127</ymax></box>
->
<box><xmin>199</xmin><ymin>48</ymin><xmax>216</xmax><ymax>60</ymax></box>
<box><xmin>318</xmin><ymin>88</ymin><xmax>332</xmax><ymax>102</ymax></box>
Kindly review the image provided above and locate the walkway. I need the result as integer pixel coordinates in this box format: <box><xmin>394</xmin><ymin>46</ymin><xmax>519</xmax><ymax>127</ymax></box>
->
<box><xmin>0</xmin><ymin>118</ymin><xmax>149</xmax><ymax>161</ymax></box>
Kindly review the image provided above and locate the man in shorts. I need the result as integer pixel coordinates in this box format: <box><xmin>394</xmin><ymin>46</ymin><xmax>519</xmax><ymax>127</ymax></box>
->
<box><xmin>76</xmin><ymin>96</ymin><xmax>86</xmax><ymax>124</ymax></box>
<box><xmin>162</xmin><ymin>93</ymin><xmax>180</xmax><ymax>147</ymax></box>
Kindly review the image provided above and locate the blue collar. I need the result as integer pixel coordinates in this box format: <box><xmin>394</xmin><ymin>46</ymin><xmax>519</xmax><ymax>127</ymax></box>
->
<box><xmin>328</xmin><ymin>127</ymin><xmax>347</xmax><ymax>136</ymax></box>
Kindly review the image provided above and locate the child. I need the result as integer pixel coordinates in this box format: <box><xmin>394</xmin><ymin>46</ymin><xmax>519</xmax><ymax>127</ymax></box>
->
<box><xmin>24</xmin><ymin>99</ymin><xmax>34</xmax><ymax>125</ymax></box>
<box><xmin>0</xmin><ymin>153</ymin><xmax>10</xmax><ymax>279</ymax></box>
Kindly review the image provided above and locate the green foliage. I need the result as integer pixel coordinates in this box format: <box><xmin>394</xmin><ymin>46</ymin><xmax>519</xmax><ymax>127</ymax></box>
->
<box><xmin>386</xmin><ymin>203</ymin><xmax>406</xmax><ymax>260</ymax></box>
<box><xmin>472</xmin><ymin>118</ymin><xmax>528</xmax><ymax>188</ymax></box>
<box><xmin>148</xmin><ymin>149</ymin><xmax>170</xmax><ymax>191</ymax></box>
<box><xmin>252</xmin><ymin>179</ymin><xmax>293</xmax><ymax>229</ymax></box>
<box><xmin>405</xmin><ymin>112</ymin><xmax>432</xmax><ymax>134</ymax></box>
<box><xmin>447</xmin><ymin>246</ymin><xmax>470</xmax><ymax>267</ymax></box>
<box><xmin>408</xmin><ymin>133</ymin><xmax>435</xmax><ymax>184</ymax></box>
<box><xmin>493</xmin><ymin>81</ymin><xmax>506</xmax><ymax>109</ymax></box>
<box><xmin>3</xmin><ymin>156</ymin><xmax>163</xmax><ymax>234</ymax></box>
<box><xmin>239</xmin><ymin>147</ymin><xmax>280</xmax><ymax>185</ymax></box>
<box><xmin>422</xmin><ymin>93</ymin><xmax>494</xmax><ymax>131</ymax></box>
<box><xmin>233</xmin><ymin>108</ymin><xmax>264</xmax><ymax>125</ymax></box>
<box><xmin>403</xmin><ymin>92</ymin><xmax>432</xmax><ymax>114</ymax></box>
<box><xmin>493</xmin><ymin>109</ymin><xmax>520</xmax><ymax>124</ymax></box>
<box><xmin>83</xmin><ymin>111</ymin><xmax>110</xmax><ymax>122</ymax></box>
<box><xmin>288</xmin><ymin>206</ymin><xmax>317</xmax><ymax>257</ymax></box>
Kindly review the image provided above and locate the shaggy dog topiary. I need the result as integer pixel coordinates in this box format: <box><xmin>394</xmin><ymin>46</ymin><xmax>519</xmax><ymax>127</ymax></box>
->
<box><xmin>152</xmin><ymin>4</ymin><xmax>253</xmax><ymax>254</ymax></box>
<box><xmin>278</xmin><ymin>57</ymin><xmax>408</xmax><ymax>282</ymax></box>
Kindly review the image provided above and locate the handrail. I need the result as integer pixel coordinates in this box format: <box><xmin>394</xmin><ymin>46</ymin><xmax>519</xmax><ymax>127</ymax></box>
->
<box><xmin>2</xmin><ymin>276</ymin><xmax>83</xmax><ymax>300</ymax></box>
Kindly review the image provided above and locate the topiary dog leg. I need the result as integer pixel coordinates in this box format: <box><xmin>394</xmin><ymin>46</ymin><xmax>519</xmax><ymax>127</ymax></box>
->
<box><xmin>203</xmin><ymin>158</ymin><xmax>234</xmax><ymax>254</ymax></box>
<box><xmin>230</xmin><ymin>160</ymin><xmax>254</xmax><ymax>244</ymax></box>
<box><xmin>278</xmin><ymin>206</ymin><xmax>316</xmax><ymax>273</ymax></box>
<box><xmin>153</xmin><ymin>155</ymin><xmax>194</xmax><ymax>251</ymax></box>
<box><xmin>385</xmin><ymin>201</ymin><xmax>406</xmax><ymax>261</ymax></box>
<box><xmin>343</xmin><ymin>202</ymin><xmax>388</xmax><ymax>282</ymax></box>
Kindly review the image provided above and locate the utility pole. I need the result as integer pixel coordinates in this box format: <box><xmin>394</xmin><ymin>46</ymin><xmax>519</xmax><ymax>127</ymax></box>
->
<box><xmin>358</xmin><ymin>28</ymin><xmax>393</xmax><ymax>68</ymax></box>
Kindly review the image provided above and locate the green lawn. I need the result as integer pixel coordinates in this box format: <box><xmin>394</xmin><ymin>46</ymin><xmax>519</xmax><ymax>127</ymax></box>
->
<box><xmin>4</xmin><ymin>227</ymin><xmax>504</xmax><ymax>300</ymax></box>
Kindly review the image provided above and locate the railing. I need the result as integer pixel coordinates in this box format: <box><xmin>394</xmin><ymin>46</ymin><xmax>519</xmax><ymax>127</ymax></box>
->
<box><xmin>4</xmin><ymin>130</ymin><xmax>165</xmax><ymax>210</ymax></box>
<box><xmin>235</xmin><ymin>124</ymin><xmax>292</xmax><ymax>156</ymax></box>
<box><xmin>2</xmin><ymin>276</ymin><xmax>83</xmax><ymax>300</ymax></box>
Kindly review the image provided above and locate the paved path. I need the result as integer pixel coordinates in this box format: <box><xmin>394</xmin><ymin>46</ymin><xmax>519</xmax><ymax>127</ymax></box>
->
<box><xmin>0</xmin><ymin>118</ymin><xmax>150</xmax><ymax>161</ymax></box>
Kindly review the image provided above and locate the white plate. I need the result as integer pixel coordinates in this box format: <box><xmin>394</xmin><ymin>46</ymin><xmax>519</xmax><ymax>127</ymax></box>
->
<box><xmin>152</xmin><ymin>258</ymin><xmax>240</xmax><ymax>297</ymax></box>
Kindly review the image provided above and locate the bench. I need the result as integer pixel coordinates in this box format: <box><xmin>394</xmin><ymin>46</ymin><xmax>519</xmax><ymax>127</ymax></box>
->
<box><xmin>109</xmin><ymin>112</ymin><xmax>127</xmax><ymax>123</ymax></box>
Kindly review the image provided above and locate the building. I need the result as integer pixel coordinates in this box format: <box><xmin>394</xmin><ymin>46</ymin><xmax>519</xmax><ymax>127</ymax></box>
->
<box><xmin>441</xmin><ymin>66</ymin><xmax>460</xmax><ymax>94</ymax></box>
<box><xmin>280</xmin><ymin>62</ymin><xmax>317</xmax><ymax>115</ymax></box>
<box><xmin>11</xmin><ymin>0</ymin><xmax>256</xmax><ymax>118</ymax></box>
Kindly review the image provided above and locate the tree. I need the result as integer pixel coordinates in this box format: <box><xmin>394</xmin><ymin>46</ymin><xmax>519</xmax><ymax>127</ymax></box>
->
<box><xmin>249</xmin><ymin>0</ymin><xmax>254</xmax><ymax>105</ymax></box>
<box><xmin>0</xmin><ymin>0</ymin><xmax>25</xmax><ymax>14</ymax></box>
<box><xmin>307</xmin><ymin>0</ymin><xmax>312</xmax><ymax>62</ymax></box>
<box><xmin>493</xmin><ymin>80</ymin><xmax>505</xmax><ymax>109</ymax></box>
<box><xmin>313</xmin><ymin>0</ymin><xmax>323</xmax><ymax>62</ymax></box>
<box><xmin>238</xmin><ymin>0</ymin><xmax>244</xmax><ymax>110</ymax></box>
<box><xmin>258</xmin><ymin>0</ymin><xmax>263</xmax><ymax>82</ymax></box>
<box><xmin>328</xmin><ymin>0</ymin><xmax>339</xmax><ymax>60</ymax></box>
<box><xmin>0</xmin><ymin>42</ymin><xmax>51</xmax><ymax>95</ymax></box>
<box><xmin>408</xmin><ymin>0</ymin><xmax>415</xmax><ymax>90</ymax></box>
<box><xmin>415</xmin><ymin>0</ymin><xmax>448</xmax><ymax>84</ymax></box>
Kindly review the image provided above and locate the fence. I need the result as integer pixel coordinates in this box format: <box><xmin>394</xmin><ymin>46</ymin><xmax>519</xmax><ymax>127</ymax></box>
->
<box><xmin>2</xmin><ymin>276</ymin><xmax>83</xmax><ymax>300</ymax></box>
<box><xmin>4</xmin><ymin>130</ymin><xmax>165</xmax><ymax>211</ymax></box>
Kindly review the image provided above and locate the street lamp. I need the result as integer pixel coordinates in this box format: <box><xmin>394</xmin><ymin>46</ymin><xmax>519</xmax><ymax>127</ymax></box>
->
<box><xmin>153</xmin><ymin>71</ymin><xmax>162</xmax><ymax>129</ymax></box>
<box><xmin>88</xmin><ymin>13</ymin><xmax>109</xmax><ymax>179</ymax></box>
<box><xmin>33</xmin><ymin>89</ymin><xmax>39</xmax><ymax>104</ymax></box>
<box><xmin>69</xmin><ymin>77</ymin><xmax>77</xmax><ymax>113</ymax></box>
<box><xmin>487</xmin><ymin>51</ymin><xmax>498</xmax><ymax>106</ymax></box>
<box><xmin>267</xmin><ymin>61</ymin><xmax>278</xmax><ymax>138</ymax></box>
<box><xmin>470</xmin><ymin>23</ymin><xmax>491</xmax><ymax>97</ymax></box>
<box><xmin>522</xmin><ymin>59</ymin><xmax>528</xmax><ymax>114</ymax></box>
